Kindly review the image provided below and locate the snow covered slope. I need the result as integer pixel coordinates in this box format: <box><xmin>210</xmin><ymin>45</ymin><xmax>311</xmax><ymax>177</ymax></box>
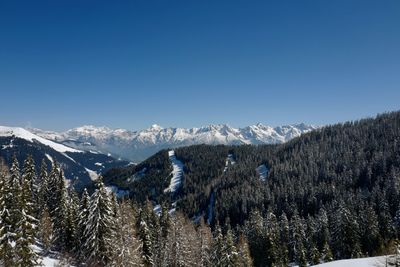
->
<box><xmin>312</xmin><ymin>256</ymin><xmax>388</xmax><ymax>267</ymax></box>
<box><xmin>31</xmin><ymin>123</ymin><xmax>317</xmax><ymax>162</ymax></box>
<box><xmin>164</xmin><ymin>150</ymin><xmax>184</xmax><ymax>193</ymax></box>
<box><xmin>0</xmin><ymin>126</ymin><xmax>81</xmax><ymax>153</ymax></box>
<box><xmin>0</xmin><ymin>126</ymin><xmax>129</xmax><ymax>189</ymax></box>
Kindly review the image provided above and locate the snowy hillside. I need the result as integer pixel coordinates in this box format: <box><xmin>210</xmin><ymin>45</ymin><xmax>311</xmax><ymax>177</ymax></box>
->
<box><xmin>312</xmin><ymin>256</ymin><xmax>388</xmax><ymax>267</ymax></box>
<box><xmin>30</xmin><ymin>123</ymin><xmax>317</xmax><ymax>161</ymax></box>
<box><xmin>0</xmin><ymin>125</ymin><xmax>129</xmax><ymax>189</ymax></box>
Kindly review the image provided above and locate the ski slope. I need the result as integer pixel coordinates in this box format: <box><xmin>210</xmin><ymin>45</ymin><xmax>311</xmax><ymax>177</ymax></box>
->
<box><xmin>164</xmin><ymin>150</ymin><xmax>184</xmax><ymax>193</ymax></box>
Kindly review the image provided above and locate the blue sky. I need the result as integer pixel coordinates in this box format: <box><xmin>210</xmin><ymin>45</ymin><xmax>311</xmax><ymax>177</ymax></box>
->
<box><xmin>0</xmin><ymin>0</ymin><xmax>399</xmax><ymax>131</ymax></box>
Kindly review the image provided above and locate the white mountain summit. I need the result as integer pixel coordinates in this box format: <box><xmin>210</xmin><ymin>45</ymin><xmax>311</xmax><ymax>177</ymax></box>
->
<box><xmin>30</xmin><ymin>123</ymin><xmax>317</xmax><ymax>162</ymax></box>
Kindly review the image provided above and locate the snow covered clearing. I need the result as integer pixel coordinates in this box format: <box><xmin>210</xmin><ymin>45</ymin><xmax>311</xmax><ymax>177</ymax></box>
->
<box><xmin>312</xmin><ymin>256</ymin><xmax>388</xmax><ymax>267</ymax></box>
<box><xmin>106</xmin><ymin>185</ymin><xmax>130</xmax><ymax>198</ymax></box>
<box><xmin>85</xmin><ymin>168</ymin><xmax>99</xmax><ymax>181</ymax></box>
<box><xmin>164</xmin><ymin>150</ymin><xmax>184</xmax><ymax>193</ymax></box>
<box><xmin>127</xmin><ymin>167</ymin><xmax>147</xmax><ymax>183</ymax></box>
<box><xmin>223</xmin><ymin>153</ymin><xmax>236</xmax><ymax>172</ymax></box>
<box><xmin>0</xmin><ymin>126</ymin><xmax>81</xmax><ymax>153</ymax></box>
<box><xmin>256</xmin><ymin>164</ymin><xmax>268</xmax><ymax>181</ymax></box>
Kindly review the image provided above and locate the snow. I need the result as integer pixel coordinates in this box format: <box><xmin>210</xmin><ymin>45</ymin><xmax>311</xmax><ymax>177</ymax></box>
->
<box><xmin>127</xmin><ymin>167</ymin><xmax>147</xmax><ymax>183</ymax></box>
<box><xmin>32</xmin><ymin>245</ymin><xmax>74</xmax><ymax>267</ymax></box>
<box><xmin>256</xmin><ymin>164</ymin><xmax>268</xmax><ymax>181</ymax></box>
<box><xmin>85</xmin><ymin>168</ymin><xmax>99</xmax><ymax>181</ymax></box>
<box><xmin>0</xmin><ymin>126</ymin><xmax>82</xmax><ymax>153</ymax></box>
<box><xmin>45</xmin><ymin>154</ymin><xmax>53</xmax><ymax>163</ymax></box>
<box><xmin>31</xmin><ymin>123</ymin><xmax>316</xmax><ymax>161</ymax></box>
<box><xmin>105</xmin><ymin>185</ymin><xmax>130</xmax><ymax>198</ymax></box>
<box><xmin>312</xmin><ymin>256</ymin><xmax>388</xmax><ymax>267</ymax></box>
<box><xmin>164</xmin><ymin>150</ymin><xmax>184</xmax><ymax>193</ymax></box>
<box><xmin>223</xmin><ymin>154</ymin><xmax>236</xmax><ymax>172</ymax></box>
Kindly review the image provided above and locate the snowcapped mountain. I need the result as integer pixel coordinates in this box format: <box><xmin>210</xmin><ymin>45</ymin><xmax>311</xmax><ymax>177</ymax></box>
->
<box><xmin>0</xmin><ymin>126</ymin><xmax>130</xmax><ymax>189</ymax></box>
<box><xmin>30</xmin><ymin>123</ymin><xmax>317</xmax><ymax>162</ymax></box>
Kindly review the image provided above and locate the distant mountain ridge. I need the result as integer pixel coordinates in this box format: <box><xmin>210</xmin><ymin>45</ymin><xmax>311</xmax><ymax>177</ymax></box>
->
<box><xmin>0</xmin><ymin>126</ymin><xmax>130</xmax><ymax>189</ymax></box>
<box><xmin>30</xmin><ymin>123</ymin><xmax>317</xmax><ymax>162</ymax></box>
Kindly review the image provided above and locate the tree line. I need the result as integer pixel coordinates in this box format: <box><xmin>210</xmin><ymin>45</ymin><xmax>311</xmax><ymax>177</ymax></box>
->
<box><xmin>0</xmin><ymin>156</ymin><xmax>255</xmax><ymax>266</ymax></box>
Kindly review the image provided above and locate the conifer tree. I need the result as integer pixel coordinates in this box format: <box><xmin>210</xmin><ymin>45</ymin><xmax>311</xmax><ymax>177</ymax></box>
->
<box><xmin>82</xmin><ymin>182</ymin><xmax>117</xmax><ymax>266</ymax></box>
<box><xmin>237</xmin><ymin>234</ymin><xmax>253</xmax><ymax>267</ymax></box>
<box><xmin>37</xmin><ymin>159</ymin><xmax>49</xmax><ymax>217</ymax></box>
<box><xmin>279</xmin><ymin>212</ymin><xmax>290</xmax><ymax>266</ymax></box>
<box><xmin>111</xmin><ymin>200</ymin><xmax>143</xmax><ymax>266</ymax></box>
<box><xmin>221</xmin><ymin>225</ymin><xmax>240</xmax><ymax>267</ymax></box>
<box><xmin>211</xmin><ymin>223</ymin><xmax>225</xmax><ymax>267</ymax></box>
<box><xmin>38</xmin><ymin>206</ymin><xmax>53</xmax><ymax>253</ymax></box>
<box><xmin>15</xmin><ymin>155</ymin><xmax>39</xmax><ymax>267</ymax></box>
<box><xmin>138</xmin><ymin>216</ymin><xmax>153</xmax><ymax>267</ymax></box>
<box><xmin>78</xmin><ymin>188</ymin><xmax>90</xmax><ymax>256</ymax></box>
<box><xmin>198</xmin><ymin>218</ymin><xmax>213</xmax><ymax>267</ymax></box>
<box><xmin>0</xmin><ymin>158</ymin><xmax>15</xmax><ymax>266</ymax></box>
<box><xmin>264</xmin><ymin>210</ymin><xmax>280</xmax><ymax>266</ymax></box>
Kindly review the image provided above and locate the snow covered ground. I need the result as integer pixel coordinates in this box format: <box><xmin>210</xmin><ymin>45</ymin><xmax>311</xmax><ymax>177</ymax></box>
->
<box><xmin>164</xmin><ymin>150</ymin><xmax>184</xmax><ymax>193</ymax></box>
<box><xmin>312</xmin><ymin>256</ymin><xmax>388</xmax><ymax>267</ymax></box>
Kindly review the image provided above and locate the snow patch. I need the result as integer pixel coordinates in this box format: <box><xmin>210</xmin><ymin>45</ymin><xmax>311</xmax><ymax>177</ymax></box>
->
<box><xmin>85</xmin><ymin>168</ymin><xmax>99</xmax><ymax>181</ymax></box>
<box><xmin>106</xmin><ymin>185</ymin><xmax>130</xmax><ymax>198</ymax></box>
<box><xmin>223</xmin><ymin>154</ymin><xmax>236</xmax><ymax>172</ymax></box>
<box><xmin>164</xmin><ymin>150</ymin><xmax>184</xmax><ymax>193</ymax></box>
<box><xmin>256</xmin><ymin>164</ymin><xmax>268</xmax><ymax>181</ymax></box>
<box><xmin>45</xmin><ymin>154</ymin><xmax>53</xmax><ymax>163</ymax></box>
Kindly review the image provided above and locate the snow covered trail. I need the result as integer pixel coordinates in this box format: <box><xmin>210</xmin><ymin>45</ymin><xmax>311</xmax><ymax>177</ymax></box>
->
<box><xmin>164</xmin><ymin>150</ymin><xmax>184</xmax><ymax>193</ymax></box>
<box><xmin>312</xmin><ymin>256</ymin><xmax>388</xmax><ymax>267</ymax></box>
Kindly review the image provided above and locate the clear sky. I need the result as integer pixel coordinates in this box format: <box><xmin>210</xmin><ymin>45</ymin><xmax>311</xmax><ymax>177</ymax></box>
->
<box><xmin>0</xmin><ymin>0</ymin><xmax>399</xmax><ymax>131</ymax></box>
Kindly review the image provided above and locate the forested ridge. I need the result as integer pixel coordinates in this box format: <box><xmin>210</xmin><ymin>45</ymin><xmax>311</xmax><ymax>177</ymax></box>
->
<box><xmin>1</xmin><ymin>111</ymin><xmax>400</xmax><ymax>266</ymax></box>
<box><xmin>104</xmin><ymin>111</ymin><xmax>400</xmax><ymax>265</ymax></box>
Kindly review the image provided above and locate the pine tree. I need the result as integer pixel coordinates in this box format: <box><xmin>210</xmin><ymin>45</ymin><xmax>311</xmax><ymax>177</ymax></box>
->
<box><xmin>15</xmin><ymin>155</ymin><xmax>39</xmax><ymax>266</ymax></box>
<box><xmin>36</xmin><ymin>159</ymin><xmax>49</xmax><ymax>217</ymax></box>
<box><xmin>0</xmin><ymin>158</ymin><xmax>15</xmax><ymax>266</ymax></box>
<box><xmin>138</xmin><ymin>217</ymin><xmax>153</xmax><ymax>267</ymax></box>
<box><xmin>198</xmin><ymin>218</ymin><xmax>213</xmax><ymax>267</ymax></box>
<box><xmin>48</xmin><ymin>169</ymin><xmax>68</xmax><ymax>251</ymax></box>
<box><xmin>82</xmin><ymin>182</ymin><xmax>117</xmax><ymax>266</ymax></box>
<box><xmin>78</xmin><ymin>188</ymin><xmax>90</xmax><ymax>257</ymax></box>
<box><xmin>237</xmin><ymin>234</ymin><xmax>253</xmax><ymax>267</ymax></box>
<box><xmin>264</xmin><ymin>210</ymin><xmax>280</xmax><ymax>267</ymax></box>
<box><xmin>310</xmin><ymin>243</ymin><xmax>321</xmax><ymax>265</ymax></box>
<box><xmin>38</xmin><ymin>206</ymin><xmax>53</xmax><ymax>253</ymax></box>
<box><xmin>290</xmin><ymin>211</ymin><xmax>307</xmax><ymax>267</ymax></box>
<box><xmin>211</xmin><ymin>223</ymin><xmax>225</xmax><ymax>267</ymax></box>
<box><xmin>110</xmin><ymin>200</ymin><xmax>143</xmax><ymax>266</ymax></box>
<box><xmin>65</xmin><ymin>189</ymin><xmax>79</xmax><ymax>251</ymax></box>
<box><xmin>244</xmin><ymin>209</ymin><xmax>265</xmax><ymax>266</ymax></box>
<box><xmin>322</xmin><ymin>242</ymin><xmax>333</xmax><ymax>263</ymax></box>
<box><xmin>221</xmin><ymin>225</ymin><xmax>240</xmax><ymax>267</ymax></box>
<box><xmin>279</xmin><ymin>212</ymin><xmax>290</xmax><ymax>266</ymax></box>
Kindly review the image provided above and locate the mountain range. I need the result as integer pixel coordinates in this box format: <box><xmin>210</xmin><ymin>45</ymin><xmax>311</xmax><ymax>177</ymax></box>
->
<box><xmin>30</xmin><ymin>123</ymin><xmax>317</xmax><ymax>162</ymax></box>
